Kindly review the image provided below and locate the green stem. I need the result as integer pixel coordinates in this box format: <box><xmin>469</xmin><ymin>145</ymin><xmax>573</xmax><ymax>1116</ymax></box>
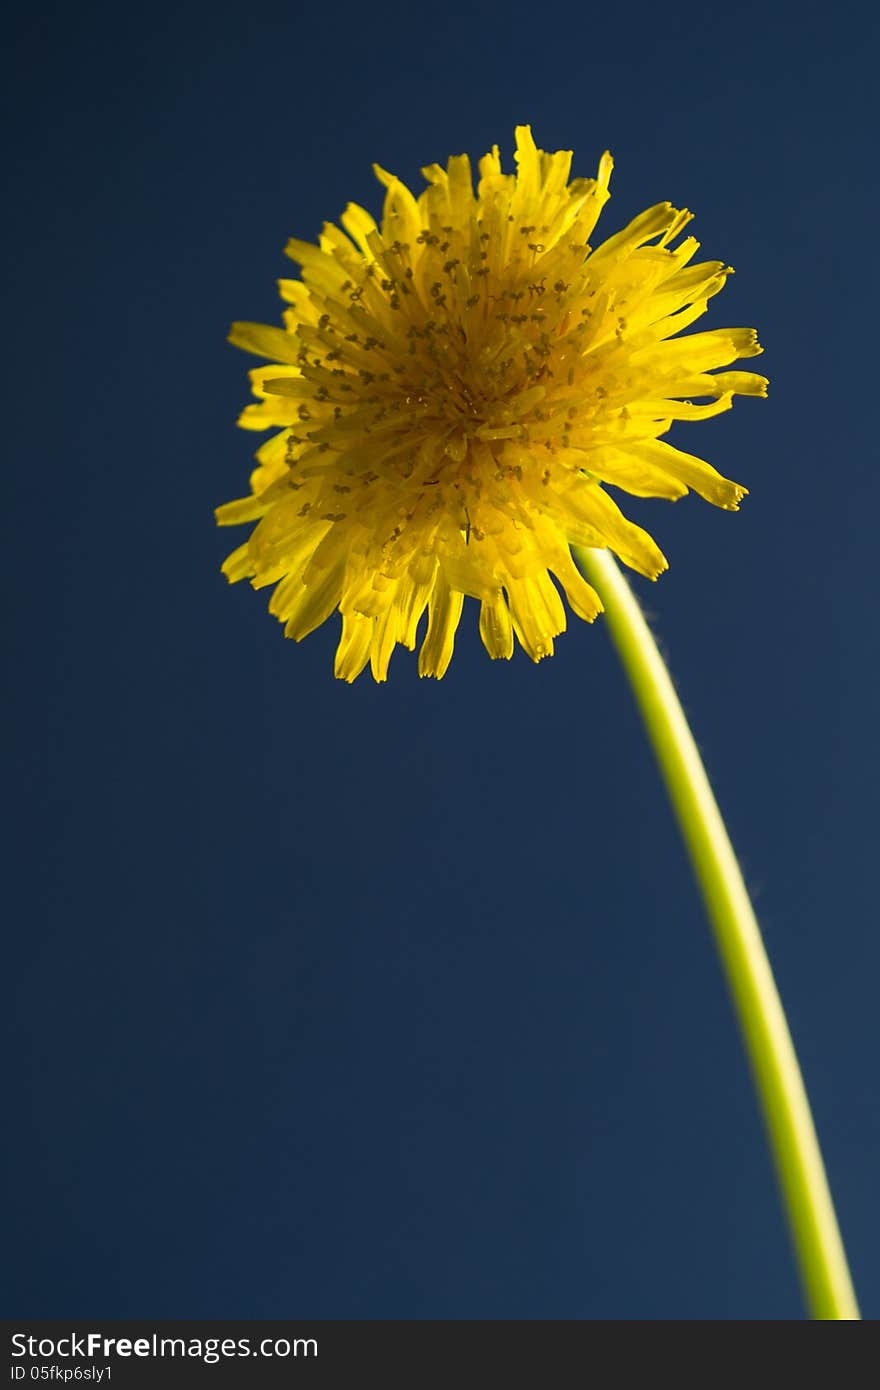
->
<box><xmin>573</xmin><ymin>545</ymin><xmax>859</xmax><ymax>1321</ymax></box>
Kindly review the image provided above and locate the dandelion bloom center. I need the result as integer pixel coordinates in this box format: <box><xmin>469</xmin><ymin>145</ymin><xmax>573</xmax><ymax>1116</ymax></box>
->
<box><xmin>217</xmin><ymin>126</ymin><xmax>766</xmax><ymax>681</ymax></box>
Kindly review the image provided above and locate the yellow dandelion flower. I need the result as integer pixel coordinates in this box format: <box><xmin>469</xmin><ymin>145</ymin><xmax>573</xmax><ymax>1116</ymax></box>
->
<box><xmin>216</xmin><ymin>126</ymin><xmax>767</xmax><ymax>682</ymax></box>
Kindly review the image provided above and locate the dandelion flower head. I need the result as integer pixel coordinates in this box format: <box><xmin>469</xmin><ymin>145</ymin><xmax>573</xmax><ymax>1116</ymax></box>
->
<box><xmin>217</xmin><ymin>127</ymin><xmax>766</xmax><ymax>681</ymax></box>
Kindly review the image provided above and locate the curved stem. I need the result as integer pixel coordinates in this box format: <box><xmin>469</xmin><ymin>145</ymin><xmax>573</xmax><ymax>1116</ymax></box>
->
<box><xmin>573</xmin><ymin>545</ymin><xmax>859</xmax><ymax>1321</ymax></box>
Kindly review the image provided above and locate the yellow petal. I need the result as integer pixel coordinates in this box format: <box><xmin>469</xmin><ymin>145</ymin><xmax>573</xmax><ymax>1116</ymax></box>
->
<box><xmin>629</xmin><ymin>439</ymin><xmax>747</xmax><ymax>509</ymax></box>
<box><xmin>228</xmin><ymin>321</ymin><xmax>301</xmax><ymax>364</ymax></box>
<box><xmin>418</xmin><ymin>578</ymin><xmax>464</xmax><ymax>679</ymax></box>
<box><xmin>335</xmin><ymin>611</ymin><xmax>374</xmax><ymax>683</ymax></box>
<box><xmin>479</xmin><ymin>592</ymin><xmax>514</xmax><ymax>660</ymax></box>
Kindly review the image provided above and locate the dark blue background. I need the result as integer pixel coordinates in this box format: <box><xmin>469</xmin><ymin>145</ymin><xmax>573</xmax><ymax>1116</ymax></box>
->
<box><xmin>6</xmin><ymin>0</ymin><xmax>877</xmax><ymax>1319</ymax></box>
